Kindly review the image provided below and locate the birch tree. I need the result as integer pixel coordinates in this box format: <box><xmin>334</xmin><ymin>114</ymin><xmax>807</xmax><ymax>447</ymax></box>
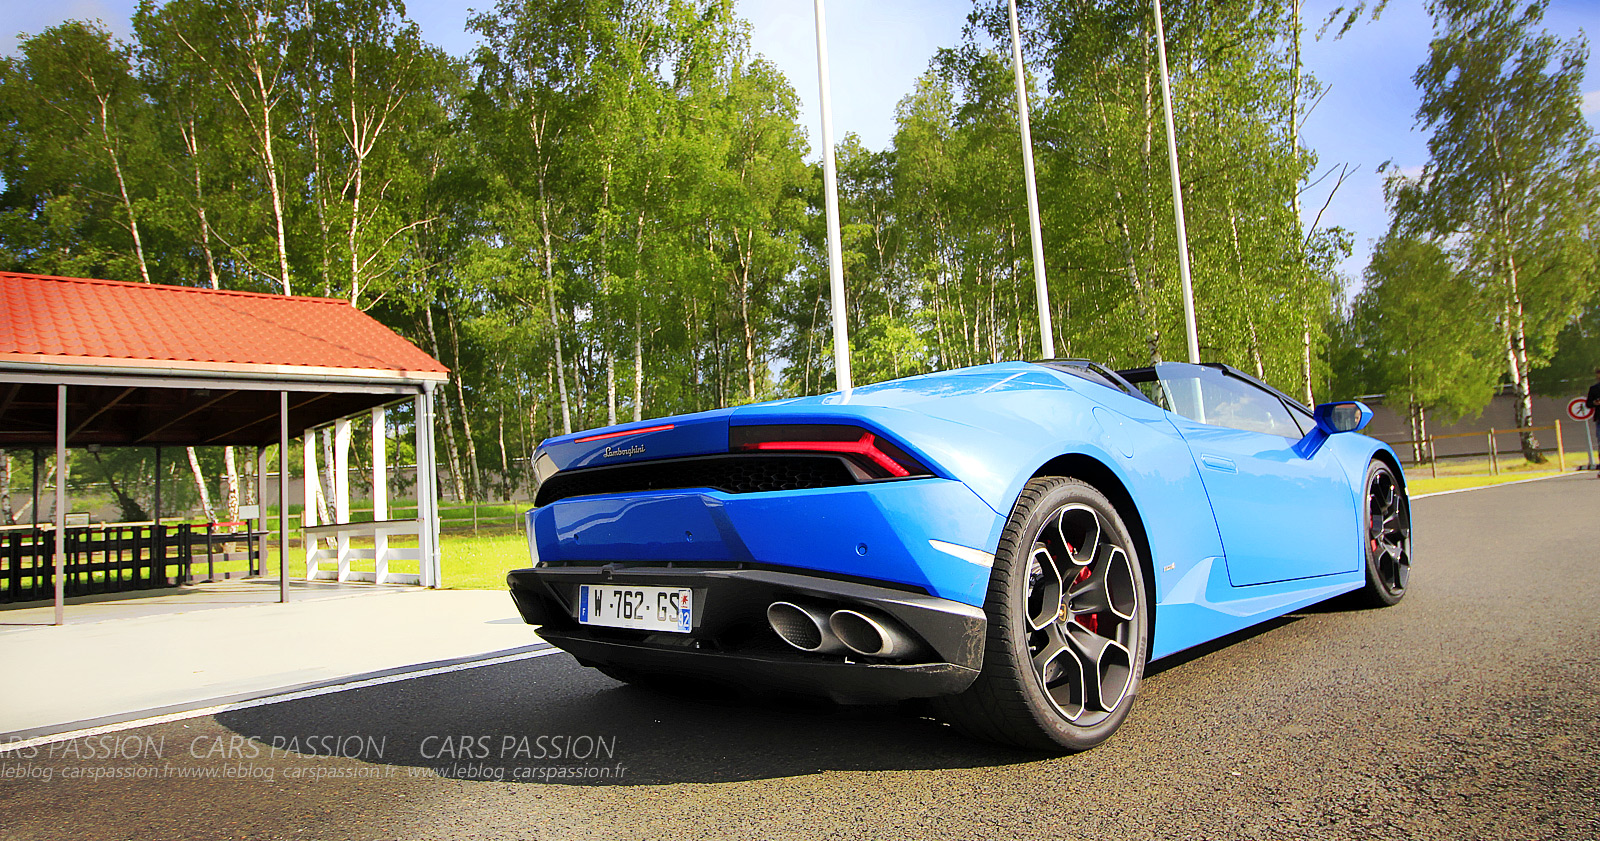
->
<box><xmin>1392</xmin><ymin>0</ymin><xmax>1598</xmax><ymax>460</ymax></box>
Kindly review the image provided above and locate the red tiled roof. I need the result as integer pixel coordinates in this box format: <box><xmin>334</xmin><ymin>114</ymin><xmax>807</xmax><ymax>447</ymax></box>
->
<box><xmin>0</xmin><ymin>273</ymin><xmax>448</xmax><ymax>381</ymax></box>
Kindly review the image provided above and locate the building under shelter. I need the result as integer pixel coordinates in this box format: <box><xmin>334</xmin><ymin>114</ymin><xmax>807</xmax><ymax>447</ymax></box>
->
<box><xmin>0</xmin><ymin>272</ymin><xmax>450</xmax><ymax>623</ymax></box>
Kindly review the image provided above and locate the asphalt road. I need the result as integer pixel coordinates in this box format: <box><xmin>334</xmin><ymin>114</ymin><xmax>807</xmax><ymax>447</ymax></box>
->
<box><xmin>2</xmin><ymin>474</ymin><xmax>1597</xmax><ymax>841</ymax></box>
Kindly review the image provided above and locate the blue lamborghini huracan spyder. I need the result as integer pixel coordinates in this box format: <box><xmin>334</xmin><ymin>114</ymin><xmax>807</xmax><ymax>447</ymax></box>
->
<box><xmin>507</xmin><ymin>360</ymin><xmax>1411</xmax><ymax>751</ymax></box>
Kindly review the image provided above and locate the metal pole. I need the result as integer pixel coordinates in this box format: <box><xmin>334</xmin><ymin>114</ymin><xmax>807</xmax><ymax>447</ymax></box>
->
<box><xmin>1585</xmin><ymin>417</ymin><xmax>1595</xmax><ymax>469</ymax></box>
<box><xmin>279</xmin><ymin>392</ymin><xmax>289</xmax><ymax>604</ymax></box>
<box><xmin>54</xmin><ymin>385</ymin><xmax>66</xmax><ymax>626</ymax></box>
<box><xmin>814</xmin><ymin>0</ymin><xmax>852</xmax><ymax>391</ymax></box>
<box><xmin>1152</xmin><ymin>0</ymin><xmax>1200</xmax><ymax>364</ymax></box>
<box><xmin>1008</xmin><ymin>0</ymin><xmax>1054</xmax><ymax>359</ymax></box>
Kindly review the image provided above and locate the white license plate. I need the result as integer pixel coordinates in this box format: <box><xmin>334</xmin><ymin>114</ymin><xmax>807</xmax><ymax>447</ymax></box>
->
<box><xmin>578</xmin><ymin>584</ymin><xmax>693</xmax><ymax>633</ymax></box>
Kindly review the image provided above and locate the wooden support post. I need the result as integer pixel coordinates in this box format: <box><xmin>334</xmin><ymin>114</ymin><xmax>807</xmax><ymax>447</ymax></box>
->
<box><xmin>303</xmin><ymin>429</ymin><xmax>318</xmax><ymax>578</ymax></box>
<box><xmin>1555</xmin><ymin>421</ymin><xmax>1565</xmax><ymax>472</ymax></box>
<box><xmin>334</xmin><ymin>417</ymin><xmax>351</xmax><ymax>582</ymax></box>
<box><xmin>1429</xmin><ymin>434</ymin><xmax>1438</xmax><ymax>479</ymax></box>
<box><xmin>1487</xmin><ymin>429</ymin><xmax>1497</xmax><ymax>475</ymax></box>
<box><xmin>416</xmin><ymin>384</ymin><xmax>441</xmax><ymax>588</ymax></box>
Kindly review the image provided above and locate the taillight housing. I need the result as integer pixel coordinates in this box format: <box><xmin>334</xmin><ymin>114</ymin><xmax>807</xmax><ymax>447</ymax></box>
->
<box><xmin>729</xmin><ymin>424</ymin><xmax>934</xmax><ymax>481</ymax></box>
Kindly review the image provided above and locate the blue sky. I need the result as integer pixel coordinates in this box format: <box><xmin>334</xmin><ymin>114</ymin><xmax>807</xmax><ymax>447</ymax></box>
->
<box><xmin>4</xmin><ymin>0</ymin><xmax>1596</xmax><ymax>285</ymax></box>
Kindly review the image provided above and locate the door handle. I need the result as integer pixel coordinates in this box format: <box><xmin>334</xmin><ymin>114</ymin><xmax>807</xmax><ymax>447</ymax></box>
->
<box><xmin>1200</xmin><ymin>454</ymin><xmax>1237</xmax><ymax>473</ymax></box>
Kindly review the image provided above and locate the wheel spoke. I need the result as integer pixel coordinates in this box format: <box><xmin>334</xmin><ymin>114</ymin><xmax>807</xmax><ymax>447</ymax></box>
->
<box><xmin>1025</xmin><ymin>544</ymin><xmax>1065</xmax><ymax>632</ymax></box>
<box><xmin>1067</xmin><ymin>544</ymin><xmax>1137</xmax><ymax>621</ymax></box>
<box><xmin>1065</xmin><ymin>623</ymin><xmax>1133</xmax><ymax>713</ymax></box>
<box><xmin>1030</xmin><ymin>624</ymin><xmax>1084</xmax><ymax>721</ymax></box>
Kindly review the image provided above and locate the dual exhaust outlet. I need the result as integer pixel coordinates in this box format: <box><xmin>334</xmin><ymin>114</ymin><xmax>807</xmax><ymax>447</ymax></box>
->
<box><xmin>766</xmin><ymin>601</ymin><xmax>917</xmax><ymax>660</ymax></box>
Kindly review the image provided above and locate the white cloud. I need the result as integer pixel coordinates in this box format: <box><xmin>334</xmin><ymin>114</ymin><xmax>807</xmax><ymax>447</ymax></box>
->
<box><xmin>1583</xmin><ymin>90</ymin><xmax>1600</xmax><ymax>117</ymax></box>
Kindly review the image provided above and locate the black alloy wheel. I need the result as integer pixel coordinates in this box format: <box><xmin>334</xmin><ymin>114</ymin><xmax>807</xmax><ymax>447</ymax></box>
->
<box><xmin>935</xmin><ymin>477</ymin><xmax>1149</xmax><ymax>752</ymax></box>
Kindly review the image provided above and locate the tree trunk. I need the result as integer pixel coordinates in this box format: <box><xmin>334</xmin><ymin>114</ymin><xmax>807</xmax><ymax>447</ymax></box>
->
<box><xmin>1302</xmin><ymin>327</ymin><xmax>1315</xmax><ymax>407</ymax></box>
<box><xmin>222</xmin><ymin>446</ymin><xmax>241</xmax><ymax>521</ymax></box>
<box><xmin>633</xmin><ymin>302</ymin><xmax>645</xmax><ymax>422</ymax></box>
<box><xmin>181</xmin><ymin>119</ymin><xmax>222</xmax><ymax>290</ymax></box>
<box><xmin>436</xmin><ymin>391</ymin><xmax>468</xmax><ymax>503</ymax></box>
<box><xmin>737</xmin><ymin>229</ymin><xmax>758</xmax><ymax>402</ymax></box>
<box><xmin>540</xmin><ymin>175</ymin><xmax>572</xmax><ymax>435</ymax></box>
<box><xmin>0</xmin><ymin>449</ymin><xmax>12</xmax><ymax>525</ymax></box>
<box><xmin>446</xmin><ymin>307</ymin><xmax>482</xmax><ymax>494</ymax></box>
<box><xmin>497</xmin><ymin>406</ymin><xmax>509</xmax><ymax>502</ymax></box>
<box><xmin>186</xmin><ymin>447</ymin><xmax>216</xmax><ymax>522</ymax></box>
<box><xmin>320</xmin><ymin>428</ymin><xmax>336</xmax><ymax>524</ymax></box>
<box><xmin>422</xmin><ymin>305</ymin><xmax>468</xmax><ymax>501</ymax></box>
<box><xmin>95</xmin><ymin>93</ymin><xmax>150</xmax><ymax>284</ymax></box>
<box><xmin>1503</xmin><ymin>249</ymin><xmax>1542</xmax><ymax>461</ymax></box>
<box><xmin>606</xmin><ymin>353</ymin><xmax>617</xmax><ymax>426</ymax></box>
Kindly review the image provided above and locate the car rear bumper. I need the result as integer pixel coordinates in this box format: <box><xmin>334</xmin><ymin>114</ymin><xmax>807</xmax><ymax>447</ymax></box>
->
<box><xmin>507</xmin><ymin>564</ymin><xmax>986</xmax><ymax>703</ymax></box>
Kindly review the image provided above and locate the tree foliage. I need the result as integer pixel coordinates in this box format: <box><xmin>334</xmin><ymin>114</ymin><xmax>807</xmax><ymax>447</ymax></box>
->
<box><xmin>2</xmin><ymin>0</ymin><xmax>1593</xmax><ymax>506</ymax></box>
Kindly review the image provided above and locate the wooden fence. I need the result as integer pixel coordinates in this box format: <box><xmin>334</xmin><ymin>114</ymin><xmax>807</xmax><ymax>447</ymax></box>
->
<box><xmin>1384</xmin><ymin>422</ymin><xmax>1583</xmax><ymax>478</ymax></box>
<box><xmin>0</xmin><ymin>522</ymin><xmax>264</xmax><ymax>604</ymax></box>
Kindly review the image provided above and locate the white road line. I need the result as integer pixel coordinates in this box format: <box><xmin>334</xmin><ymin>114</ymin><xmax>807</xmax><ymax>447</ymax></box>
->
<box><xmin>0</xmin><ymin>646</ymin><xmax>563</xmax><ymax>754</ymax></box>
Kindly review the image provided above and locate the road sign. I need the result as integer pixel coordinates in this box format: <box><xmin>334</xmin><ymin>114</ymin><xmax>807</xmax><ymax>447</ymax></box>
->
<box><xmin>1568</xmin><ymin>397</ymin><xmax>1594</xmax><ymax>422</ymax></box>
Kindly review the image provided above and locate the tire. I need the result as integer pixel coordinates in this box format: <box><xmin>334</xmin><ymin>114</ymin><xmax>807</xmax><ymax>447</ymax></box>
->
<box><xmin>933</xmin><ymin>477</ymin><xmax>1150</xmax><ymax>752</ymax></box>
<box><xmin>1358</xmin><ymin>460</ymin><xmax>1411</xmax><ymax>607</ymax></box>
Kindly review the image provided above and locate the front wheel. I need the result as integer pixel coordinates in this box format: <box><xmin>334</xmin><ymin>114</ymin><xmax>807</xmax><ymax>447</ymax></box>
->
<box><xmin>1358</xmin><ymin>461</ymin><xmax>1411</xmax><ymax>607</ymax></box>
<box><xmin>934</xmin><ymin>477</ymin><xmax>1149</xmax><ymax>752</ymax></box>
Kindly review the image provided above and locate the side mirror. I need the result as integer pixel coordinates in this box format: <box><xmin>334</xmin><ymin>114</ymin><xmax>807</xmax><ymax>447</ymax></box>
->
<box><xmin>1314</xmin><ymin>401</ymin><xmax>1373</xmax><ymax>434</ymax></box>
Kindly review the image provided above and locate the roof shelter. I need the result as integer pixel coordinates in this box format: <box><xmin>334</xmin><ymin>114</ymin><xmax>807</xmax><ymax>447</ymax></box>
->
<box><xmin>0</xmin><ymin>272</ymin><xmax>449</xmax><ymax>624</ymax></box>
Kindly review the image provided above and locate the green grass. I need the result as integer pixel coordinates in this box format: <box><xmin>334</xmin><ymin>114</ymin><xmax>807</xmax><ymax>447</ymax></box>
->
<box><xmin>1407</xmin><ymin>469</ymin><xmax>1564</xmax><ymax>496</ymax></box>
<box><xmin>438</xmin><ymin>532</ymin><xmax>529</xmax><ymax>590</ymax></box>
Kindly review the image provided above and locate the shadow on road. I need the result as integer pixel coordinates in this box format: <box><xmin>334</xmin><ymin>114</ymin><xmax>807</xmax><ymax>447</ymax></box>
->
<box><xmin>214</xmin><ymin>651</ymin><xmax>1043</xmax><ymax>786</ymax></box>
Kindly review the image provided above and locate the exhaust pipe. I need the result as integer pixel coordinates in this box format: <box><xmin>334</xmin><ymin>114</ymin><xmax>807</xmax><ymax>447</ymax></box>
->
<box><xmin>829</xmin><ymin>609</ymin><xmax>917</xmax><ymax>659</ymax></box>
<box><xmin>767</xmin><ymin>602</ymin><xmax>847</xmax><ymax>654</ymax></box>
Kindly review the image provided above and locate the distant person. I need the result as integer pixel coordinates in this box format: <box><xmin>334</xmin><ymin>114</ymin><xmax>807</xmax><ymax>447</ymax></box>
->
<box><xmin>1590</xmin><ymin>367</ymin><xmax>1600</xmax><ymax>475</ymax></box>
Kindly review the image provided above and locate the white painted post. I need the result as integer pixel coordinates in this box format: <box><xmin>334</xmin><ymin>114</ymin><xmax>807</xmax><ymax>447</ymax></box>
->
<box><xmin>814</xmin><ymin>0</ymin><xmax>851</xmax><ymax>392</ymax></box>
<box><xmin>1007</xmin><ymin>0</ymin><xmax>1054</xmax><ymax>359</ymax></box>
<box><xmin>415</xmin><ymin>387</ymin><xmax>440</xmax><ymax>588</ymax></box>
<box><xmin>425</xmin><ymin>386</ymin><xmax>442</xmax><ymax>587</ymax></box>
<box><xmin>334</xmin><ymin>416</ymin><xmax>351</xmax><ymax>582</ymax></box>
<box><xmin>372</xmin><ymin>406</ymin><xmax>388</xmax><ymax>584</ymax></box>
<box><xmin>1152</xmin><ymin>0</ymin><xmax>1200</xmax><ymax>364</ymax></box>
<box><xmin>302</xmin><ymin>429</ymin><xmax>318</xmax><ymax>578</ymax></box>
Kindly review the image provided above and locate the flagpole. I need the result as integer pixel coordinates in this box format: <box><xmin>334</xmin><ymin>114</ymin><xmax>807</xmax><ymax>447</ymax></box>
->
<box><xmin>814</xmin><ymin>0</ymin><xmax>852</xmax><ymax>390</ymax></box>
<box><xmin>1007</xmin><ymin>0</ymin><xmax>1054</xmax><ymax>359</ymax></box>
<box><xmin>1152</xmin><ymin>0</ymin><xmax>1200</xmax><ymax>363</ymax></box>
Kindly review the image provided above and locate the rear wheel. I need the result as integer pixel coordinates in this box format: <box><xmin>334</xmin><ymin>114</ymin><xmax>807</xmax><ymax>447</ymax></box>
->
<box><xmin>934</xmin><ymin>477</ymin><xmax>1149</xmax><ymax>752</ymax></box>
<box><xmin>1358</xmin><ymin>461</ymin><xmax>1411</xmax><ymax>607</ymax></box>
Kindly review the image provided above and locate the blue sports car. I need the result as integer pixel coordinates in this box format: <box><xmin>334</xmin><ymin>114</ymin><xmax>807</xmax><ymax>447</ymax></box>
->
<box><xmin>507</xmin><ymin>360</ymin><xmax>1411</xmax><ymax>751</ymax></box>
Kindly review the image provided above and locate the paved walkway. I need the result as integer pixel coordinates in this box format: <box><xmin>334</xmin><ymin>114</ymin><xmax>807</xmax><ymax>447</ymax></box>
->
<box><xmin>0</xmin><ymin>581</ymin><xmax>542</xmax><ymax>740</ymax></box>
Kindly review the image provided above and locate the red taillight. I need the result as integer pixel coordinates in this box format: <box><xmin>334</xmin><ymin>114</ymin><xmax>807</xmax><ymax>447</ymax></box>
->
<box><xmin>729</xmin><ymin>424</ymin><xmax>931</xmax><ymax>480</ymax></box>
<box><xmin>748</xmin><ymin>431</ymin><xmax>910</xmax><ymax>477</ymax></box>
<box><xmin>574</xmin><ymin>423</ymin><xmax>675</xmax><ymax>443</ymax></box>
